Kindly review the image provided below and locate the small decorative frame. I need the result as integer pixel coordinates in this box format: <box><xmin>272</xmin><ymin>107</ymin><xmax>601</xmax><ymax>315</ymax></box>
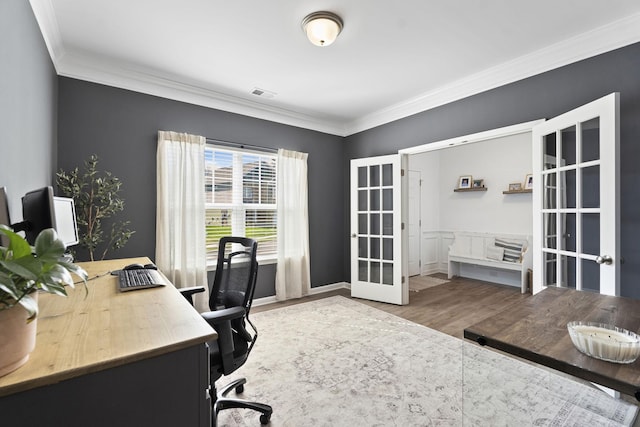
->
<box><xmin>458</xmin><ymin>175</ymin><xmax>472</xmax><ymax>189</ymax></box>
<box><xmin>509</xmin><ymin>182</ymin><xmax>522</xmax><ymax>191</ymax></box>
<box><xmin>524</xmin><ymin>174</ymin><xmax>533</xmax><ymax>190</ymax></box>
<box><xmin>472</xmin><ymin>179</ymin><xmax>484</xmax><ymax>188</ymax></box>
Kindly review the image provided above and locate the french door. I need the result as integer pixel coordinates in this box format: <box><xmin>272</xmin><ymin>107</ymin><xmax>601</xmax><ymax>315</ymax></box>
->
<box><xmin>532</xmin><ymin>93</ymin><xmax>620</xmax><ymax>296</ymax></box>
<box><xmin>350</xmin><ymin>154</ymin><xmax>408</xmax><ymax>305</ymax></box>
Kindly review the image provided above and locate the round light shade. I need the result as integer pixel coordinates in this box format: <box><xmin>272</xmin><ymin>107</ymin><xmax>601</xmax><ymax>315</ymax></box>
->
<box><xmin>302</xmin><ymin>12</ymin><xmax>343</xmax><ymax>47</ymax></box>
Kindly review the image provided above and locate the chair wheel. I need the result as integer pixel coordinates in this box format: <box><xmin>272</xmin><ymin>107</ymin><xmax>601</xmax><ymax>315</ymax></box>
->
<box><xmin>259</xmin><ymin>413</ymin><xmax>271</xmax><ymax>424</ymax></box>
<box><xmin>235</xmin><ymin>384</ymin><xmax>244</xmax><ymax>394</ymax></box>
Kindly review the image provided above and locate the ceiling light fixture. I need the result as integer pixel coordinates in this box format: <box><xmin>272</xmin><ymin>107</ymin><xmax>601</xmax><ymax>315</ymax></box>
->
<box><xmin>301</xmin><ymin>11</ymin><xmax>343</xmax><ymax>47</ymax></box>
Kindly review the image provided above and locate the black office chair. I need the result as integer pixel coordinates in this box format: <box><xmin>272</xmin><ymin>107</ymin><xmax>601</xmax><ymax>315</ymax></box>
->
<box><xmin>181</xmin><ymin>237</ymin><xmax>272</xmax><ymax>425</ymax></box>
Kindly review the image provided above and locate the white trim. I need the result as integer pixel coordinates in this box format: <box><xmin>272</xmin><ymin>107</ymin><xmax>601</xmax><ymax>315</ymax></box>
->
<box><xmin>399</xmin><ymin>120</ymin><xmax>545</xmax><ymax>155</ymax></box>
<box><xmin>345</xmin><ymin>13</ymin><xmax>640</xmax><ymax>135</ymax></box>
<box><xmin>252</xmin><ymin>281</ymin><xmax>350</xmax><ymax>307</ymax></box>
<box><xmin>29</xmin><ymin>2</ymin><xmax>640</xmax><ymax>137</ymax></box>
<box><xmin>56</xmin><ymin>52</ymin><xmax>348</xmax><ymax>136</ymax></box>
<box><xmin>252</xmin><ymin>295</ymin><xmax>278</xmax><ymax>307</ymax></box>
<box><xmin>309</xmin><ymin>281</ymin><xmax>350</xmax><ymax>295</ymax></box>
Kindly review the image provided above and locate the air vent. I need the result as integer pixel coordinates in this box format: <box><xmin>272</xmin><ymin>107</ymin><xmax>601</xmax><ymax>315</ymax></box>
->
<box><xmin>251</xmin><ymin>87</ymin><xmax>276</xmax><ymax>99</ymax></box>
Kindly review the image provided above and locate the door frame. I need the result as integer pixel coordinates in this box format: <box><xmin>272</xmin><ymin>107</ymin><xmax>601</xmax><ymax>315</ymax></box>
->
<box><xmin>408</xmin><ymin>169</ymin><xmax>421</xmax><ymax>276</ymax></box>
<box><xmin>398</xmin><ymin>120</ymin><xmax>544</xmax><ymax>285</ymax></box>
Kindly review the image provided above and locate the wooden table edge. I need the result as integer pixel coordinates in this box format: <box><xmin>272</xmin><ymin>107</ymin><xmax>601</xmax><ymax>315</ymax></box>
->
<box><xmin>463</xmin><ymin>328</ymin><xmax>640</xmax><ymax>399</ymax></box>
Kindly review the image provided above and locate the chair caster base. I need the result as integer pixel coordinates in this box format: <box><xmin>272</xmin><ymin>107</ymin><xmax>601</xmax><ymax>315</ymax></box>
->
<box><xmin>259</xmin><ymin>412</ymin><xmax>271</xmax><ymax>424</ymax></box>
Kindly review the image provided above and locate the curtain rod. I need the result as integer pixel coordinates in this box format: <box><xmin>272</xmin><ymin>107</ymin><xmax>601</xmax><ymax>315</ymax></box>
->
<box><xmin>205</xmin><ymin>137</ymin><xmax>278</xmax><ymax>154</ymax></box>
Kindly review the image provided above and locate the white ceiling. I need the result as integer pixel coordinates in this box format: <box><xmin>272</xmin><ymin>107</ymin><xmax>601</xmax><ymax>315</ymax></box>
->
<box><xmin>30</xmin><ymin>0</ymin><xmax>640</xmax><ymax>136</ymax></box>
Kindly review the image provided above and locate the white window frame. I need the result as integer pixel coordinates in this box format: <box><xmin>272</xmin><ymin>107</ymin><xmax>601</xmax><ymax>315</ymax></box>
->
<box><xmin>205</xmin><ymin>145</ymin><xmax>277</xmax><ymax>268</ymax></box>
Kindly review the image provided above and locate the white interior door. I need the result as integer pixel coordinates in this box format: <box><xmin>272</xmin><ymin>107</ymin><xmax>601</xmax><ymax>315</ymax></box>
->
<box><xmin>532</xmin><ymin>93</ymin><xmax>620</xmax><ymax>296</ymax></box>
<box><xmin>350</xmin><ymin>154</ymin><xmax>408</xmax><ymax>305</ymax></box>
<box><xmin>408</xmin><ymin>170</ymin><xmax>421</xmax><ymax>276</ymax></box>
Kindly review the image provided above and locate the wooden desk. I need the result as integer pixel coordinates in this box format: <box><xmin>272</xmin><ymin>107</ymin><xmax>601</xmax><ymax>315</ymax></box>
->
<box><xmin>464</xmin><ymin>287</ymin><xmax>640</xmax><ymax>399</ymax></box>
<box><xmin>0</xmin><ymin>257</ymin><xmax>216</xmax><ymax>426</ymax></box>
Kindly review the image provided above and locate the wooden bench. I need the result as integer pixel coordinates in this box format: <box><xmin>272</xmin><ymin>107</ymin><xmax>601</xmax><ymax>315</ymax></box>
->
<box><xmin>448</xmin><ymin>231</ymin><xmax>532</xmax><ymax>293</ymax></box>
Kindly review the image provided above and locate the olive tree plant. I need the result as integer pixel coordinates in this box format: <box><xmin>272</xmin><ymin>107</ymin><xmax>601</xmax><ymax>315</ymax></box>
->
<box><xmin>56</xmin><ymin>154</ymin><xmax>135</xmax><ymax>261</ymax></box>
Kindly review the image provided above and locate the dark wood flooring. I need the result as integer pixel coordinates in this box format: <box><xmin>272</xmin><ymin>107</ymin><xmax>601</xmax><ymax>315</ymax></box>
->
<box><xmin>252</xmin><ymin>274</ymin><xmax>531</xmax><ymax>339</ymax></box>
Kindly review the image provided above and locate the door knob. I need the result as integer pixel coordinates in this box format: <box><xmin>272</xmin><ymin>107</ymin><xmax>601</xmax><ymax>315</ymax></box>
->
<box><xmin>595</xmin><ymin>255</ymin><xmax>613</xmax><ymax>265</ymax></box>
<box><xmin>351</xmin><ymin>233</ymin><xmax>357</xmax><ymax>238</ymax></box>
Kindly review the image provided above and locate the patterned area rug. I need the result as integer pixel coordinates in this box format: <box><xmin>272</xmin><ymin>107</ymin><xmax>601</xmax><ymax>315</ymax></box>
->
<box><xmin>409</xmin><ymin>274</ymin><xmax>450</xmax><ymax>292</ymax></box>
<box><xmin>217</xmin><ymin>296</ymin><xmax>638</xmax><ymax>426</ymax></box>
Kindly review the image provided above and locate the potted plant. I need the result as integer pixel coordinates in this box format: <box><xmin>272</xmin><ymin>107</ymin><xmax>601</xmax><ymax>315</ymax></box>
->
<box><xmin>56</xmin><ymin>154</ymin><xmax>135</xmax><ymax>261</ymax></box>
<box><xmin>0</xmin><ymin>225</ymin><xmax>87</xmax><ymax>377</ymax></box>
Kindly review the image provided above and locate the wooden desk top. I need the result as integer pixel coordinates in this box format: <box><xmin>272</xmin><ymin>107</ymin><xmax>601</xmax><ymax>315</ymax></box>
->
<box><xmin>464</xmin><ymin>287</ymin><xmax>640</xmax><ymax>398</ymax></box>
<box><xmin>0</xmin><ymin>257</ymin><xmax>216</xmax><ymax>397</ymax></box>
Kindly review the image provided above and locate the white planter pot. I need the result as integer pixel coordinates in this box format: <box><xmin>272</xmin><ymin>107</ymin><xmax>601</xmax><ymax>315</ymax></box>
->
<box><xmin>0</xmin><ymin>294</ymin><xmax>37</xmax><ymax>377</ymax></box>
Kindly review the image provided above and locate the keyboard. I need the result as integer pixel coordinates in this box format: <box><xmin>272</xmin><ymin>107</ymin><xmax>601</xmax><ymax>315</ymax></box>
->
<box><xmin>117</xmin><ymin>269</ymin><xmax>166</xmax><ymax>292</ymax></box>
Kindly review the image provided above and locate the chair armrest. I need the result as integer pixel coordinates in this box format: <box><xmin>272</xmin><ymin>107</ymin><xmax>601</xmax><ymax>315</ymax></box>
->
<box><xmin>179</xmin><ymin>286</ymin><xmax>206</xmax><ymax>306</ymax></box>
<box><xmin>202</xmin><ymin>307</ymin><xmax>247</xmax><ymax>369</ymax></box>
<box><xmin>201</xmin><ymin>306</ymin><xmax>245</xmax><ymax>326</ymax></box>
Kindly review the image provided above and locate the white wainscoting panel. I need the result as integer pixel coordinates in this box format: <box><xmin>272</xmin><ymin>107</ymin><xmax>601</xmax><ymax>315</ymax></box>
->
<box><xmin>420</xmin><ymin>231</ymin><xmax>455</xmax><ymax>275</ymax></box>
<box><xmin>421</xmin><ymin>232</ymin><xmax>440</xmax><ymax>275</ymax></box>
<box><xmin>440</xmin><ymin>232</ymin><xmax>455</xmax><ymax>274</ymax></box>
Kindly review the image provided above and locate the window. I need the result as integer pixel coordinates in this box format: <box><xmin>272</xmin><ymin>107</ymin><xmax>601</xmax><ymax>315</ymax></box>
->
<box><xmin>205</xmin><ymin>146</ymin><xmax>277</xmax><ymax>264</ymax></box>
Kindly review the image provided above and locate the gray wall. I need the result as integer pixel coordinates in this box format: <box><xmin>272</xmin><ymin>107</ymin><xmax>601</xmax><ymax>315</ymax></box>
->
<box><xmin>343</xmin><ymin>42</ymin><xmax>640</xmax><ymax>299</ymax></box>
<box><xmin>0</xmin><ymin>0</ymin><xmax>57</xmax><ymax>221</ymax></box>
<box><xmin>8</xmin><ymin>0</ymin><xmax>640</xmax><ymax>300</ymax></box>
<box><xmin>57</xmin><ymin>78</ymin><xmax>345</xmax><ymax>298</ymax></box>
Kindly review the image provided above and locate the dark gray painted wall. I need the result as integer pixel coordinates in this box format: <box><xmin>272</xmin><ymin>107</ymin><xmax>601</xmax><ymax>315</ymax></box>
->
<box><xmin>57</xmin><ymin>78</ymin><xmax>344</xmax><ymax>298</ymax></box>
<box><xmin>0</xmin><ymin>0</ymin><xmax>57</xmax><ymax>220</ymax></box>
<box><xmin>16</xmin><ymin>0</ymin><xmax>638</xmax><ymax>300</ymax></box>
<box><xmin>343</xmin><ymin>42</ymin><xmax>640</xmax><ymax>299</ymax></box>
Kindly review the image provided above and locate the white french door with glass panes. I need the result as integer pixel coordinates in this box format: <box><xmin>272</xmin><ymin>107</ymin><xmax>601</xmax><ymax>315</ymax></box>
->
<box><xmin>350</xmin><ymin>154</ymin><xmax>408</xmax><ymax>305</ymax></box>
<box><xmin>532</xmin><ymin>93</ymin><xmax>620</xmax><ymax>296</ymax></box>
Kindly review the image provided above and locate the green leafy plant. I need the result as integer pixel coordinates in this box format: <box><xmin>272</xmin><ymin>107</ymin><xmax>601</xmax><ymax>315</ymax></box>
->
<box><xmin>56</xmin><ymin>154</ymin><xmax>135</xmax><ymax>261</ymax></box>
<box><xmin>0</xmin><ymin>225</ymin><xmax>88</xmax><ymax>321</ymax></box>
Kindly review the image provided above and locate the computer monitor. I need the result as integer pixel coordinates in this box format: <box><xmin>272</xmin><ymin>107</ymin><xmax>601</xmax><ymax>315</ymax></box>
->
<box><xmin>19</xmin><ymin>186</ymin><xmax>56</xmax><ymax>245</ymax></box>
<box><xmin>13</xmin><ymin>186</ymin><xmax>79</xmax><ymax>247</ymax></box>
<box><xmin>0</xmin><ymin>187</ymin><xmax>11</xmax><ymax>247</ymax></box>
<box><xmin>53</xmin><ymin>196</ymin><xmax>79</xmax><ymax>247</ymax></box>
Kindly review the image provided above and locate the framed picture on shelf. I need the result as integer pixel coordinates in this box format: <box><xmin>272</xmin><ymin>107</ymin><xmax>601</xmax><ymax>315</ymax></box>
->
<box><xmin>509</xmin><ymin>182</ymin><xmax>522</xmax><ymax>191</ymax></box>
<box><xmin>458</xmin><ymin>175</ymin><xmax>472</xmax><ymax>189</ymax></box>
<box><xmin>472</xmin><ymin>179</ymin><xmax>484</xmax><ymax>188</ymax></box>
<box><xmin>525</xmin><ymin>174</ymin><xmax>533</xmax><ymax>189</ymax></box>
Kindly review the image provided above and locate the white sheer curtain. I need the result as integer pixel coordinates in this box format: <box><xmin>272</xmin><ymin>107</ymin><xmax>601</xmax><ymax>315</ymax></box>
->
<box><xmin>156</xmin><ymin>131</ymin><xmax>209</xmax><ymax>312</ymax></box>
<box><xmin>275</xmin><ymin>149</ymin><xmax>311</xmax><ymax>301</ymax></box>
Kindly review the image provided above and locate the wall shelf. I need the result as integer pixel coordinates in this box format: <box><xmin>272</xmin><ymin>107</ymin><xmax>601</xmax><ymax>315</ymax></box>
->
<box><xmin>503</xmin><ymin>189</ymin><xmax>532</xmax><ymax>194</ymax></box>
<box><xmin>454</xmin><ymin>187</ymin><xmax>487</xmax><ymax>192</ymax></box>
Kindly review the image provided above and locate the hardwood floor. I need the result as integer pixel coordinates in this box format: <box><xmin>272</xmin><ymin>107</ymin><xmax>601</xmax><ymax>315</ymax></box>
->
<box><xmin>252</xmin><ymin>275</ymin><xmax>531</xmax><ymax>339</ymax></box>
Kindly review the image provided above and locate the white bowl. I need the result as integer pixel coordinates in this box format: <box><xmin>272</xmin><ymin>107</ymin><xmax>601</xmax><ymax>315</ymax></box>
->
<box><xmin>567</xmin><ymin>321</ymin><xmax>640</xmax><ymax>364</ymax></box>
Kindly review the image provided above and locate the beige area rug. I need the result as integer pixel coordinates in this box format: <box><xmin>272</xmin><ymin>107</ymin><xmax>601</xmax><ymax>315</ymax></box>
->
<box><xmin>409</xmin><ymin>274</ymin><xmax>450</xmax><ymax>292</ymax></box>
<box><xmin>217</xmin><ymin>296</ymin><xmax>638</xmax><ymax>426</ymax></box>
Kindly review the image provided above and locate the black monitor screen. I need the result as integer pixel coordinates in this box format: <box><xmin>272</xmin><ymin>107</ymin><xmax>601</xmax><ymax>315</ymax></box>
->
<box><xmin>0</xmin><ymin>187</ymin><xmax>10</xmax><ymax>247</ymax></box>
<box><xmin>21</xmin><ymin>186</ymin><xmax>55</xmax><ymax>245</ymax></box>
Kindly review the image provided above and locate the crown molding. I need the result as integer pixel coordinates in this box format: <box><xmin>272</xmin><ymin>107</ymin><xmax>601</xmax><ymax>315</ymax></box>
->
<box><xmin>57</xmin><ymin>53</ymin><xmax>348</xmax><ymax>136</ymax></box>
<box><xmin>344</xmin><ymin>12</ymin><xmax>640</xmax><ymax>136</ymax></box>
<box><xmin>29</xmin><ymin>1</ymin><xmax>640</xmax><ymax>138</ymax></box>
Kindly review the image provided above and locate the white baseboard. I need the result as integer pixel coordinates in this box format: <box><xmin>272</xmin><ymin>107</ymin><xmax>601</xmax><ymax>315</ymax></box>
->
<box><xmin>252</xmin><ymin>282</ymin><xmax>350</xmax><ymax>307</ymax></box>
